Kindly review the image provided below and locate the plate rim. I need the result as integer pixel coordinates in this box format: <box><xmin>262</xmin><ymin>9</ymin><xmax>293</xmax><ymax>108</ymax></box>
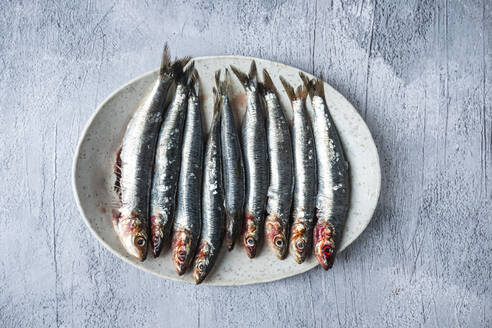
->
<box><xmin>72</xmin><ymin>55</ymin><xmax>381</xmax><ymax>286</ymax></box>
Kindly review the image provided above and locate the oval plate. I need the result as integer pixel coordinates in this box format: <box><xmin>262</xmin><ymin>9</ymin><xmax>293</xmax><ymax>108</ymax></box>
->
<box><xmin>72</xmin><ymin>56</ymin><xmax>381</xmax><ymax>286</ymax></box>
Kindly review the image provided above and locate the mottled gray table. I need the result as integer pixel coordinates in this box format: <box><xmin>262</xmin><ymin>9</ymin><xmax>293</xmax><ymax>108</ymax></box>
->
<box><xmin>1</xmin><ymin>1</ymin><xmax>490</xmax><ymax>327</ymax></box>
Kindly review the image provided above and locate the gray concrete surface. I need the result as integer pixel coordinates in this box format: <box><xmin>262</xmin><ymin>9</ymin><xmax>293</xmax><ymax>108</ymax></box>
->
<box><xmin>0</xmin><ymin>0</ymin><xmax>491</xmax><ymax>327</ymax></box>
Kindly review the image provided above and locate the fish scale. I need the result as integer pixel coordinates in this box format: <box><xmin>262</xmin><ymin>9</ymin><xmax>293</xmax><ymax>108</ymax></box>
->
<box><xmin>112</xmin><ymin>45</ymin><xmax>180</xmax><ymax>261</ymax></box>
<box><xmin>171</xmin><ymin>71</ymin><xmax>203</xmax><ymax>275</ymax></box>
<box><xmin>280</xmin><ymin>77</ymin><xmax>317</xmax><ymax>264</ymax></box>
<box><xmin>193</xmin><ymin>95</ymin><xmax>224</xmax><ymax>284</ymax></box>
<box><xmin>217</xmin><ymin>69</ymin><xmax>245</xmax><ymax>251</ymax></box>
<box><xmin>261</xmin><ymin>70</ymin><xmax>293</xmax><ymax>260</ymax></box>
<box><xmin>300</xmin><ymin>72</ymin><xmax>350</xmax><ymax>270</ymax></box>
<box><xmin>230</xmin><ymin>62</ymin><xmax>269</xmax><ymax>259</ymax></box>
<box><xmin>150</xmin><ymin>62</ymin><xmax>194</xmax><ymax>258</ymax></box>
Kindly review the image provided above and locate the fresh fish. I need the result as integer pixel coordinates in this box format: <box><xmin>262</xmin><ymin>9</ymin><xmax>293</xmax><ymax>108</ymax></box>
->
<box><xmin>171</xmin><ymin>71</ymin><xmax>203</xmax><ymax>275</ymax></box>
<box><xmin>150</xmin><ymin>61</ymin><xmax>193</xmax><ymax>257</ymax></box>
<box><xmin>300</xmin><ymin>73</ymin><xmax>350</xmax><ymax>270</ymax></box>
<box><xmin>260</xmin><ymin>70</ymin><xmax>293</xmax><ymax>260</ymax></box>
<box><xmin>230</xmin><ymin>62</ymin><xmax>268</xmax><ymax>258</ymax></box>
<box><xmin>112</xmin><ymin>45</ymin><xmax>177</xmax><ymax>261</ymax></box>
<box><xmin>280</xmin><ymin>77</ymin><xmax>317</xmax><ymax>264</ymax></box>
<box><xmin>193</xmin><ymin>93</ymin><xmax>224</xmax><ymax>284</ymax></box>
<box><xmin>216</xmin><ymin>69</ymin><xmax>245</xmax><ymax>251</ymax></box>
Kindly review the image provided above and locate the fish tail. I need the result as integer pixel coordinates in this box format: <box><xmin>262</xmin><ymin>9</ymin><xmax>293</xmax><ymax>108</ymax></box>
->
<box><xmin>295</xmin><ymin>85</ymin><xmax>308</xmax><ymax>101</ymax></box>
<box><xmin>224</xmin><ymin>68</ymin><xmax>231</xmax><ymax>94</ymax></box>
<box><xmin>212</xmin><ymin>87</ymin><xmax>221</xmax><ymax>120</ymax></box>
<box><xmin>298</xmin><ymin>72</ymin><xmax>314</xmax><ymax>99</ymax></box>
<box><xmin>159</xmin><ymin>43</ymin><xmax>172</xmax><ymax>78</ymax></box>
<box><xmin>113</xmin><ymin>146</ymin><xmax>122</xmax><ymax>201</ymax></box>
<box><xmin>172</xmin><ymin>57</ymin><xmax>193</xmax><ymax>83</ymax></box>
<box><xmin>215</xmin><ymin>69</ymin><xmax>229</xmax><ymax>96</ymax></box>
<box><xmin>299</xmin><ymin>72</ymin><xmax>325</xmax><ymax>102</ymax></box>
<box><xmin>214</xmin><ymin>69</ymin><xmax>221</xmax><ymax>92</ymax></box>
<box><xmin>230</xmin><ymin>65</ymin><xmax>249</xmax><ymax>89</ymax></box>
<box><xmin>248</xmin><ymin>60</ymin><xmax>258</xmax><ymax>88</ymax></box>
<box><xmin>279</xmin><ymin>76</ymin><xmax>296</xmax><ymax>103</ymax></box>
<box><xmin>313</xmin><ymin>77</ymin><xmax>325</xmax><ymax>102</ymax></box>
<box><xmin>262</xmin><ymin>69</ymin><xmax>278</xmax><ymax>95</ymax></box>
<box><xmin>189</xmin><ymin>69</ymin><xmax>200</xmax><ymax>96</ymax></box>
<box><xmin>230</xmin><ymin>61</ymin><xmax>258</xmax><ymax>89</ymax></box>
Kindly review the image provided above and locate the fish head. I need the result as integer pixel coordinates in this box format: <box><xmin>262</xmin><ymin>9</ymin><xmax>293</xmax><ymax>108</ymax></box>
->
<box><xmin>171</xmin><ymin>228</ymin><xmax>193</xmax><ymax>275</ymax></box>
<box><xmin>290</xmin><ymin>220</ymin><xmax>310</xmax><ymax>264</ymax></box>
<box><xmin>313</xmin><ymin>221</ymin><xmax>336</xmax><ymax>270</ymax></box>
<box><xmin>112</xmin><ymin>209</ymin><xmax>148</xmax><ymax>261</ymax></box>
<box><xmin>193</xmin><ymin>241</ymin><xmax>212</xmax><ymax>284</ymax></box>
<box><xmin>265</xmin><ymin>216</ymin><xmax>288</xmax><ymax>259</ymax></box>
<box><xmin>242</xmin><ymin>213</ymin><xmax>258</xmax><ymax>258</ymax></box>
<box><xmin>150</xmin><ymin>213</ymin><xmax>169</xmax><ymax>257</ymax></box>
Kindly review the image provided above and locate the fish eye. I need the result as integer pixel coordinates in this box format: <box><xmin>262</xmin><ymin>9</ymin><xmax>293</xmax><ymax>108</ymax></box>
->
<box><xmin>246</xmin><ymin>237</ymin><xmax>255</xmax><ymax>246</ymax></box>
<box><xmin>296</xmin><ymin>239</ymin><xmax>305</xmax><ymax>250</ymax></box>
<box><xmin>322</xmin><ymin>245</ymin><xmax>332</xmax><ymax>257</ymax></box>
<box><xmin>135</xmin><ymin>236</ymin><xmax>146</xmax><ymax>247</ymax></box>
<box><xmin>198</xmin><ymin>263</ymin><xmax>205</xmax><ymax>271</ymax></box>
<box><xmin>274</xmin><ymin>238</ymin><xmax>284</xmax><ymax>247</ymax></box>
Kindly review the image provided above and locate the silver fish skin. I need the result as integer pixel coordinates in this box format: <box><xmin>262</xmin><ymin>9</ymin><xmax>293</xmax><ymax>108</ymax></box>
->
<box><xmin>193</xmin><ymin>99</ymin><xmax>224</xmax><ymax>284</ymax></box>
<box><xmin>261</xmin><ymin>70</ymin><xmax>293</xmax><ymax>260</ymax></box>
<box><xmin>280</xmin><ymin>77</ymin><xmax>317</xmax><ymax>264</ymax></box>
<box><xmin>150</xmin><ymin>62</ymin><xmax>193</xmax><ymax>258</ymax></box>
<box><xmin>230</xmin><ymin>62</ymin><xmax>268</xmax><ymax>259</ymax></box>
<box><xmin>171</xmin><ymin>71</ymin><xmax>203</xmax><ymax>275</ymax></box>
<box><xmin>216</xmin><ymin>69</ymin><xmax>245</xmax><ymax>251</ymax></box>
<box><xmin>112</xmin><ymin>45</ymin><xmax>176</xmax><ymax>261</ymax></box>
<box><xmin>300</xmin><ymin>73</ymin><xmax>350</xmax><ymax>270</ymax></box>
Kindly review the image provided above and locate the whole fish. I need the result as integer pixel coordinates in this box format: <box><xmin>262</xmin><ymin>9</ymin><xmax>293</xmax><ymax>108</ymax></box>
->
<box><xmin>112</xmin><ymin>45</ymin><xmax>177</xmax><ymax>261</ymax></box>
<box><xmin>260</xmin><ymin>70</ymin><xmax>293</xmax><ymax>260</ymax></box>
<box><xmin>150</xmin><ymin>61</ymin><xmax>193</xmax><ymax>257</ymax></box>
<box><xmin>216</xmin><ymin>69</ymin><xmax>245</xmax><ymax>251</ymax></box>
<box><xmin>280</xmin><ymin>77</ymin><xmax>317</xmax><ymax>264</ymax></box>
<box><xmin>230</xmin><ymin>62</ymin><xmax>268</xmax><ymax>258</ymax></box>
<box><xmin>193</xmin><ymin>92</ymin><xmax>224</xmax><ymax>284</ymax></box>
<box><xmin>171</xmin><ymin>71</ymin><xmax>203</xmax><ymax>275</ymax></box>
<box><xmin>300</xmin><ymin>73</ymin><xmax>351</xmax><ymax>270</ymax></box>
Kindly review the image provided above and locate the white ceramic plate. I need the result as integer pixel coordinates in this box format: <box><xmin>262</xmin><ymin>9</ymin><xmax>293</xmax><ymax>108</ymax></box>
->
<box><xmin>72</xmin><ymin>56</ymin><xmax>381</xmax><ymax>286</ymax></box>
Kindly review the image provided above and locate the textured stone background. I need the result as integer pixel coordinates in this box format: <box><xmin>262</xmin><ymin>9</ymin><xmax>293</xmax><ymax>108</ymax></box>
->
<box><xmin>0</xmin><ymin>1</ymin><xmax>491</xmax><ymax>327</ymax></box>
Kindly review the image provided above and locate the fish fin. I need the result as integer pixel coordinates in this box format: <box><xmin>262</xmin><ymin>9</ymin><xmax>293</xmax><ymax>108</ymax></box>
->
<box><xmin>189</xmin><ymin>69</ymin><xmax>200</xmax><ymax>96</ymax></box>
<box><xmin>262</xmin><ymin>69</ymin><xmax>278</xmax><ymax>95</ymax></box>
<box><xmin>159</xmin><ymin>43</ymin><xmax>172</xmax><ymax>78</ymax></box>
<box><xmin>113</xmin><ymin>146</ymin><xmax>122</xmax><ymax>201</ymax></box>
<box><xmin>230</xmin><ymin>65</ymin><xmax>249</xmax><ymax>89</ymax></box>
<box><xmin>112</xmin><ymin>209</ymin><xmax>121</xmax><ymax>229</ymax></box>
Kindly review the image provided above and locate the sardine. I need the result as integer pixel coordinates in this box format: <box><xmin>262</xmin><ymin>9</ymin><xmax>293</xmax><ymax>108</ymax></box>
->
<box><xmin>171</xmin><ymin>71</ymin><xmax>203</xmax><ymax>274</ymax></box>
<box><xmin>112</xmin><ymin>45</ymin><xmax>177</xmax><ymax>261</ymax></box>
<box><xmin>230</xmin><ymin>62</ymin><xmax>268</xmax><ymax>258</ymax></box>
<box><xmin>280</xmin><ymin>77</ymin><xmax>317</xmax><ymax>264</ymax></box>
<box><xmin>193</xmin><ymin>92</ymin><xmax>224</xmax><ymax>284</ymax></box>
<box><xmin>300</xmin><ymin>73</ymin><xmax>350</xmax><ymax>270</ymax></box>
<box><xmin>216</xmin><ymin>69</ymin><xmax>245</xmax><ymax>251</ymax></box>
<box><xmin>260</xmin><ymin>70</ymin><xmax>293</xmax><ymax>260</ymax></box>
<box><xmin>150</xmin><ymin>61</ymin><xmax>193</xmax><ymax>257</ymax></box>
